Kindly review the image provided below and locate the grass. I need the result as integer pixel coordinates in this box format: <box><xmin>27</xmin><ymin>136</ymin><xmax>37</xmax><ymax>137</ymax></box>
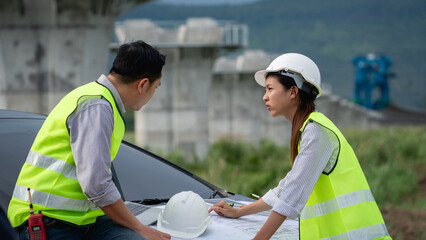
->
<box><xmin>124</xmin><ymin>126</ymin><xmax>426</xmax><ymax>210</ymax></box>
<box><xmin>125</xmin><ymin>126</ymin><xmax>426</xmax><ymax>238</ymax></box>
<box><xmin>145</xmin><ymin>126</ymin><xmax>426</xmax><ymax>210</ymax></box>
<box><xmin>345</xmin><ymin>127</ymin><xmax>426</xmax><ymax>209</ymax></box>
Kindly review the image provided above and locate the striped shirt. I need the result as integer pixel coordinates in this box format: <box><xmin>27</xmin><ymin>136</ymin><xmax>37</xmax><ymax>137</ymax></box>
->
<box><xmin>68</xmin><ymin>75</ymin><xmax>125</xmax><ymax>208</ymax></box>
<box><xmin>262</xmin><ymin>121</ymin><xmax>339</xmax><ymax>219</ymax></box>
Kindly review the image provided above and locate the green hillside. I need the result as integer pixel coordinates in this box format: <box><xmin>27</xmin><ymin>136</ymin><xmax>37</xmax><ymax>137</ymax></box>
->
<box><xmin>119</xmin><ymin>0</ymin><xmax>426</xmax><ymax>110</ymax></box>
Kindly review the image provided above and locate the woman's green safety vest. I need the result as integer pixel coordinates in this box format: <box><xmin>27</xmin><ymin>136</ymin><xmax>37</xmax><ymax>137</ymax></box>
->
<box><xmin>8</xmin><ymin>81</ymin><xmax>125</xmax><ymax>227</ymax></box>
<box><xmin>299</xmin><ymin>112</ymin><xmax>391</xmax><ymax>239</ymax></box>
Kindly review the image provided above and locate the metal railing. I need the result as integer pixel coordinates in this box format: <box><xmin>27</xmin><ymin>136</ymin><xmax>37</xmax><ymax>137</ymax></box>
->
<box><xmin>113</xmin><ymin>19</ymin><xmax>248</xmax><ymax>48</ymax></box>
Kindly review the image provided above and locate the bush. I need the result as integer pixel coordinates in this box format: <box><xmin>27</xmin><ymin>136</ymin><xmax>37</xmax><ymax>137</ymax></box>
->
<box><xmin>344</xmin><ymin>127</ymin><xmax>426</xmax><ymax>208</ymax></box>
<box><xmin>153</xmin><ymin>126</ymin><xmax>426</xmax><ymax>209</ymax></box>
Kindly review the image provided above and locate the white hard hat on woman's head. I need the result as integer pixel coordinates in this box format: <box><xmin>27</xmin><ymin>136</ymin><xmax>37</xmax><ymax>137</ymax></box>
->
<box><xmin>254</xmin><ymin>53</ymin><xmax>322</xmax><ymax>98</ymax></box>
<box><xmin>157</xmin><ymin>191</ymin><xmax>211</xmax><ymax>239</ymax></box>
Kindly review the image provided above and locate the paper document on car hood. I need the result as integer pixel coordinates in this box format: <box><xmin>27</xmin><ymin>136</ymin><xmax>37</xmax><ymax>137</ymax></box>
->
<box><xmin>162</xmin><ymin>200</ymin><xmax>298</xmax><ymax>240</ymax></box>
<box><xmin>205</xmin><ymin>212</ymin><xmax>298</xmax><ymax>240</ymax></box>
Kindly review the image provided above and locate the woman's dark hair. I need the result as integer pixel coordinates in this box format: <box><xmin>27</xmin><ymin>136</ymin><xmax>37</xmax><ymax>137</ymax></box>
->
<box><xmin>110</xmin><ymin>40</ymin><xmax>166</xmax><ymax>84</ymax></box>
<box><xmin>266</xmin><ymin>72</ymin><xmax>316</xmax><ymax>164</ymax></box>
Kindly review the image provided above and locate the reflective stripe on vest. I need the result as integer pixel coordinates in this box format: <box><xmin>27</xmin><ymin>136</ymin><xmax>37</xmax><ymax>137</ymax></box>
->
<box><xmin>12</xmin><ymin>184</ymin><xmax>97</xmax><ymax>212</ymax></box>
<box><xmin>301</xmin><ymin>189</ymin><xmax>375</xmax><ymax>220</ymax></box>
<box><xmin>26</xmin><ymin>151</ymin><xmax>77</xmax><ymax>180</ymax></box>
<box><xmin>319</xmin><ymin>223</ymin><xmax>389</xmax><ymax>240</ymax></box>
<box><xmin>8</xmin><ymin>81</ymin><xmax>125</xmax><ymax>227</ymax></box>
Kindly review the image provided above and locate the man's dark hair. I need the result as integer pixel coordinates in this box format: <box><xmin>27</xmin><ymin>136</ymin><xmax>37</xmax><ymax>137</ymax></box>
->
<box><xmin>110</xmin><ymin>40</ymin><xmax>166</xmax><ymax>84</ymax></box>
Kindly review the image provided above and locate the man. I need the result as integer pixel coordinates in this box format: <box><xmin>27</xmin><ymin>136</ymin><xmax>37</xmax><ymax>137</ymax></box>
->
<box><xmin>8</xmin><ymin>41</ymin><xmax>171</xmax><ymax>240</ymax></box>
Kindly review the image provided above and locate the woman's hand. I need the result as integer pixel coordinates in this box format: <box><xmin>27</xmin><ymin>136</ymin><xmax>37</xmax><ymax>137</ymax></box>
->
<box><xmin>208</xmin><ymin>200</ymin><xmax>240</xmax><ymax>218</ymax></box>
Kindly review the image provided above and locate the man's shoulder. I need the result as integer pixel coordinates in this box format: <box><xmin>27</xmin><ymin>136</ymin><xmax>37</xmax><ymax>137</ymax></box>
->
<box><xmin>68</xmin><ymin>96</ymin><xmax>113</xmax><ymax>124</ymax></box>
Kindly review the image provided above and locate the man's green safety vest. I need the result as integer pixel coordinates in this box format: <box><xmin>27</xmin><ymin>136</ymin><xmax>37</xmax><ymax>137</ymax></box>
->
<box><xmin>8</xmin><ymin>81</ymin><xmax>125</xmax><ymax>227</ymax></box>
<box><xmin>299</xmin><ymin>112</ymin><xmax>391</xmax><ymax>239</ymax></box>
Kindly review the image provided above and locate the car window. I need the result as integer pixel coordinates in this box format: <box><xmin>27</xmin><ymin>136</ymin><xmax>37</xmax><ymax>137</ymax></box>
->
<box><xmin>0</xmin><ymin>118</ymin><xmax>44</xmax><ymax>211</ymax></box>
<box><xmin>0</xmin><ymin>113</ymin><xmax>219</xmax><ymax>211</ymax></box>
<box><xmin>114</xmin><ymin>143</ymin><xmax>216</xmax><ymax>201</ymax></box>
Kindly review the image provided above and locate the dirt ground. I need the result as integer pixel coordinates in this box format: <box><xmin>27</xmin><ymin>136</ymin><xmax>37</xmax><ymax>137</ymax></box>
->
<box><xmin>382</xmin><ymin>206</ymin><xmax>426</xmax><ymax>239</ymax></box>
<box><xmin>381</xmin><ymin>176</ymin><xmax>426</xmax><ymax>240</ymax></box>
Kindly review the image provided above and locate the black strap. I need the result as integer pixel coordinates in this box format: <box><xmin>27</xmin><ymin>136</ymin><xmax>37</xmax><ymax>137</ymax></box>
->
<box><xmin>111</xmin><ymin>163</ymin><xmax>125</xmax><ymax>201</ymax></box>
<box><xmin>301</xmin><ymin>82</ymin><xmax>319</xmax><ymax>98</ymax></box>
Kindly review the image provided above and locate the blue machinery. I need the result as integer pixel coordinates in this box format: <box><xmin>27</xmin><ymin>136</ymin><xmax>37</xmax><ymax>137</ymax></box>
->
<box><xmin>352</xmin><ymin>53</ymin><xmax>394</xmax><ymax>109</ymax></box>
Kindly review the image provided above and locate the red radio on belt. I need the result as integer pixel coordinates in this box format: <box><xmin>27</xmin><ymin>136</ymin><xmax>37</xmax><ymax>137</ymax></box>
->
<box><xmin>27</xmin><ymin>188</ymin><xmax>46</xmax><ymax>240</ymax></box>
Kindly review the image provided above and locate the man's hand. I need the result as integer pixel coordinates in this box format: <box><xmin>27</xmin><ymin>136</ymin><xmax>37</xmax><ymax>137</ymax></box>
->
<box><xmin>138</xmin><ymin>225</ymin><xmax>171</xmax><ymax>240</ymax></box>
<box><xmin>101</xmin><ymin>199</ymin><xmax>170</xmax><ymax>239</ymax></box>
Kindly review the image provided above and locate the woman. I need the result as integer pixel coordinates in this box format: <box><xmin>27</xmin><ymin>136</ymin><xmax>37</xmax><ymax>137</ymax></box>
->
<box><xmin>208</xmin><ymin>53</ymin><xmax>391</xmax><ymax>240</ymax></box>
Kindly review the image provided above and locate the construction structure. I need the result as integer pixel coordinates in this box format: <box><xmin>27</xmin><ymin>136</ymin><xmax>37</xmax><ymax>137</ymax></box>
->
<box><xmin>0</xmin><ymin>0</ymin><xmax>148</xmax><ymax>114</ymax></box>
<box><xmin>113</xmin><ymin>18</ymin><xmax>248</xmax><ymax>157</ymax></box>
<box><xmin>212</xmin><ymin>50</ymin><xmax>387</xmax><ymax>146</ymax></box>
<box><xmin>210</xmin><ymin>50</ymin><xmax>289</xmax><ymax>145</ymax></box>
<box><xmin>352</xmin><ymin>53</ymin><xmax>393</xmax><ymax>110</ymax></box>
<box><xmin>1</xmin><ymin>0</ymin><xmax>424</xmax><ymax>159</ymax></box>
<box><xmin>113</xmin><ymin>17</ymin><xmax>425</xmax><ymax>155</ymax></box>
<box><xmin>212</xmin><ymin>51</ymin><xmax>426</xmax><ymax>146</ymax></box>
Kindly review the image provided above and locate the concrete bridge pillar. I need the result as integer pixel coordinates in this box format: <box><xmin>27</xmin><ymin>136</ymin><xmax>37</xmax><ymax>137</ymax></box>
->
<box><xmin>137</xmin><ymin>46</ymin><xmax>219</xmax><ymax>158</ymax></box>
<box><xmin>211</xmin><ymin>50</ymin><xmax>292</xmax><ymax>145</ymax></box>
<box><xmin>0</xmin><ymin>0</ymin><xmax>139</xmax><ymax>114</ymax></box>
<box><xmin>116</xmin><ymin>18</ymin><xmax>248</xmax><ymax>158</ymax></box>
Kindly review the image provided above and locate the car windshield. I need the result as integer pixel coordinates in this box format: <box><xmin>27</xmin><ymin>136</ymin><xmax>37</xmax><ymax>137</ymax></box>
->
<box><xmin>113</xmin><ymin>142</ymin><xmax>218</xmax><ymax>202</ymax></box>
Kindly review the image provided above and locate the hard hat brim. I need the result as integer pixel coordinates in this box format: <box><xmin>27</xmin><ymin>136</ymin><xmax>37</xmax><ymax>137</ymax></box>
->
<box><xmin>254</xmin><ymin>69</ymin><xmax>271</xmax><ymax>87</ymax></box>
<box><xmin>254</xmin><ymin>69</ymin><xmax>322</xmax><ymax>98</ymax></box>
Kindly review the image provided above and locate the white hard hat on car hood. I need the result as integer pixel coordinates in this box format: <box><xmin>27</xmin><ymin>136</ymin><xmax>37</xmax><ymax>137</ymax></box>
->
<box><xmin>157</xmin><ymin>191</ymin><xmax>211</xmax><ymax>239</ymax></box>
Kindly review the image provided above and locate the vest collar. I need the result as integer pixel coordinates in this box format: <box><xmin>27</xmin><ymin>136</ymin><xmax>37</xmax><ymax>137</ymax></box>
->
<box><xmin>96</xmin><ymin>74</ymin><xmax>125</xmax><ymax>115</ymax></box>
<box><xmin>300</xmin><ymin>111</ymin><xmax>318</xmax><ymax>132</ymax></box>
